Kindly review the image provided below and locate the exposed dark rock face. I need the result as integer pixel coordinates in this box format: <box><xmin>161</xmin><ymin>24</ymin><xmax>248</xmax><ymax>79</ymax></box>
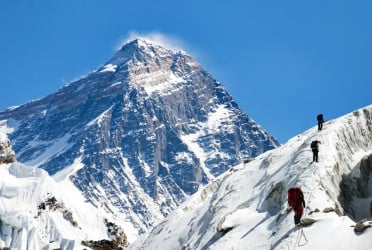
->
<box><xmin>36</xmin><ymin>195</ymin><xmax>79</xmax><ymax>227</ymax></box>
<box><xmin>265</xmin><ymin>182</ymin><xmax>285</xmax><ymax>215</ymax></box>
<box><xmin>0</xmin><ymin>39</ymin><xmax>279</xmax><ymax>232</ymax></box>
<box><xmin>340</xmin><ymin>154</ymin><xmax>372</xmax><ymax>220</ymax></box>
<box><xmin>81</xmin><ymin>221</ymin><xmax>128</xmax><ymax>250</ymax></box>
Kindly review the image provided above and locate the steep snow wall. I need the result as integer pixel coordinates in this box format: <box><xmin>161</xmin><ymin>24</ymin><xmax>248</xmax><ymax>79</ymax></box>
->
<box><xmin>337</xmin><ymin>108</ymin><xmax>372</xmax><ymax>220</ymax></box>
<box><xmin>0</xmin><ymin>162</ymin><xmax>132</xmax><ymax>249</ymax></box>
<box><xmin>129</xmin><ymin>105</ymin><xmax>372</xmax><ymax>250</ymax></box>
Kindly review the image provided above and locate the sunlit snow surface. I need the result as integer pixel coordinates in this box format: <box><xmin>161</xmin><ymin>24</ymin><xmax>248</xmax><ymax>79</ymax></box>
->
<box><xmin>0</xmin><ymin>133</ymin><xmax>138</xmax><ymax>249</ymax></box>
<box><xmin>130</xmin><ymin>105</ymin><xmax>372</xmax><ymax>250</ymax></box>
<box><xmin>1</xmin><ymin>104</ymin><xmax>371</xmax><ymax>249</ymax></box>
<box><xmin>99</xmin><ymin>63</ymin><xmax>117</xmax><ymax>73</ymax></box>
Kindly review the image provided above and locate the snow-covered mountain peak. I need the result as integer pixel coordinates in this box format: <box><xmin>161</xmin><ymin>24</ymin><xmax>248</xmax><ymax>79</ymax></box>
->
<box><xmin>0</xmin><ymin>38</ymin><xmax>279</xmax><ymax>245</ymax></box>
<box><xmin>109</xmin><ymin>38</ymin><xmax>183</xmax><ymax>66</ymax></box>
<box><xmin>102</xmin><ymin>38</ymin><xmax>202</xmax><ymax>94</ymax></box>
<box><xmin>131</xmin><ymin>38</ymin><xmax>175</xmax><ymax>53</ymax></box>
<box><xmin>123</xmin><ymin>38</ymin><xmax>185</xmax><ymax>56</ymax></box>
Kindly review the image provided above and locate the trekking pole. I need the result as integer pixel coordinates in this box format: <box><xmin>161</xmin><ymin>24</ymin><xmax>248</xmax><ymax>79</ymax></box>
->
<box><xmin>297</xmin><ymin>227</ymin><xmax>308</xmax><ymax>247</ymax></box>
<box><xmin>293</xmin><ymin>226</ymin><xmax>308</xmax><ymax>250</ymax></box>
<box><xmin>293</xmin><ymin>227</ymin><xmax>301</xmax><ymax>250</ymax></box>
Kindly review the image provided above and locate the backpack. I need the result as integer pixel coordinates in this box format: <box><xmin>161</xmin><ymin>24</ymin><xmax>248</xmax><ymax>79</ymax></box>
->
<box><xmin>317</xmin><ymin>114</ymin><xmax>323</xmax><ymax>121</ymax></box>
<box><xmin>288</xmin><ymin>187</ymin><xmax>304</xmax><ymax>207</ymax></box>
<box><xmin>310</xmin><ymin>141</ymin><xmax>318</xmax><ymax>149</ymax></box>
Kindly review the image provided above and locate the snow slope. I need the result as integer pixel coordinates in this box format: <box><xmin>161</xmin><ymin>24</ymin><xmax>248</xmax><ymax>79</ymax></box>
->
<box><xmin>0</xmin><ymin>137</ymin><xmax>135</xmax><ymax>249</ymax></box>
<box><xmin>130</xmin><ymin>105</ymin><xmax>372</xmax><ymax>250</ymax></box>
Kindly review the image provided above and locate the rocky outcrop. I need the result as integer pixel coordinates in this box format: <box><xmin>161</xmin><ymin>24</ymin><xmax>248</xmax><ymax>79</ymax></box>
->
<box><xmin>301</xmin><ymin>217</ymin><xmax>317</xmax><ymax>227</ymax></box>
<box><xmin>36</xmin><ymin>195</ymin><xmax>79</xmax><ymax>227</ymax></box>
<box><xmin>354</xmin><ymin>217</ymin><xmax>372</xmax><ymax>233</ymax></box>
<box><xmin>81</xmin><ymin>219</ymin><xmax>128</xmax><ymax>249</ymax></box>
<box><xmin>0</xmin><ymin>137</ymin><xmax>16</xmax><ymax>164</ymax></box>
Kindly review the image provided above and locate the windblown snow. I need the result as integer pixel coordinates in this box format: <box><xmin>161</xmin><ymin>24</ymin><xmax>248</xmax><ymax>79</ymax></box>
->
<box><xmin>130</xmin><ymin>105</ymin><xmax>372</xmax><ymax>250</ymax></box>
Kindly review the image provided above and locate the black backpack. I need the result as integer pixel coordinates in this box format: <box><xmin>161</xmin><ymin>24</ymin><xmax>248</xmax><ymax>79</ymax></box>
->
<box><xmin>311</xmin><ymin>141</ymin><xmax>317</xmax><ymax>149</ymax></box>
<box><xmin>317</xmin><ymin>114</ymin><xmax>323</xmax><ymax>121</ymax></box>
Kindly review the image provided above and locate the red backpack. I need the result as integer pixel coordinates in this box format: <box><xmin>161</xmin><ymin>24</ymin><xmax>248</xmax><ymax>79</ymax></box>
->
<box><xmin>288</xmin><ymin>187</ymin><xmax>304</xmax><ymax>207</ymax></box>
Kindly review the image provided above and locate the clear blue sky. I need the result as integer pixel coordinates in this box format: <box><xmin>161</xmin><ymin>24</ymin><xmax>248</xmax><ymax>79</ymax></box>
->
<box><xmin>0</xmin><ymin>1</ymin><xmax>371</xmax><ymax>143</ymax></box>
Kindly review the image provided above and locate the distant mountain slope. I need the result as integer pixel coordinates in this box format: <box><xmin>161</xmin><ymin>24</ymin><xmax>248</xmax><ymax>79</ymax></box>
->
<box><xmin>0</xmin><ymin>39</ymin><xmax>279</xmax><ymax>238</ymax></box>
<box><xmin>130</xmin><ymin>105</ymin><xmax>372</xmax><ymax>250</ymax></box>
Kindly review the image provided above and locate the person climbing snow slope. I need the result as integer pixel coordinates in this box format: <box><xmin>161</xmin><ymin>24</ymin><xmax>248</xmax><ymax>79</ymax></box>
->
<box><xmin>317</xmin><ymin>114</ymin><xmax>324</xmax><ymax>131</ymax></box>
<box><xmin>310</xmin><ymin>140</ymin><xmax>321</xmax><ymax>162</ymax></box>
<box><xmin>288</xmin><ymin>187</ymin><xmax>306</xmax><ymax>226</ymax></box>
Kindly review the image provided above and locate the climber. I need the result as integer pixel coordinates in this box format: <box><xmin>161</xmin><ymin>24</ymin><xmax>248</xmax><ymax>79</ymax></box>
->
<box><xmin>310</xmin><ymin>140</ymin><xmax>321</xmax><ymax>162</ymax></box>
<box><xmin>288</xmin><ymin>187</ymin><xmax>306</xmax><ymax>226</ymax></box>
<box><xmin>317</xmin><ymin>114</ymin><xmax>324</xmax><ymax>131</ymax></box>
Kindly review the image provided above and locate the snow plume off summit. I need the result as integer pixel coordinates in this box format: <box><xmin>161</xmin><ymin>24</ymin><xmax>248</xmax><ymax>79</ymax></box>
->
<box><xmin>0</xmin><ymin>39</ymin><xmax>279</xmax><ymax>241</ymax></box>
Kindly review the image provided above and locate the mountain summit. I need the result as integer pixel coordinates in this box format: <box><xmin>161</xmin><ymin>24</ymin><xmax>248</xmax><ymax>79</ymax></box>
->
<box><xmin>0</xmin><ymin>39</ymin><xmax>279</xmax><ymax>239</ymax></box>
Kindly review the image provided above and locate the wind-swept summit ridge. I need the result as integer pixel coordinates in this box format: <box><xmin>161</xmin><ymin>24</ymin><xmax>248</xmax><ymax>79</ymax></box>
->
<box><xmin>101</xmin><ymin>38</ymin><xmax>201</xmax><ymax>95</ymax></box>
<box><xmin>108</xmin><ymin>38</ymin><xmax>184</xmax><ymax>66</ymax></box>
